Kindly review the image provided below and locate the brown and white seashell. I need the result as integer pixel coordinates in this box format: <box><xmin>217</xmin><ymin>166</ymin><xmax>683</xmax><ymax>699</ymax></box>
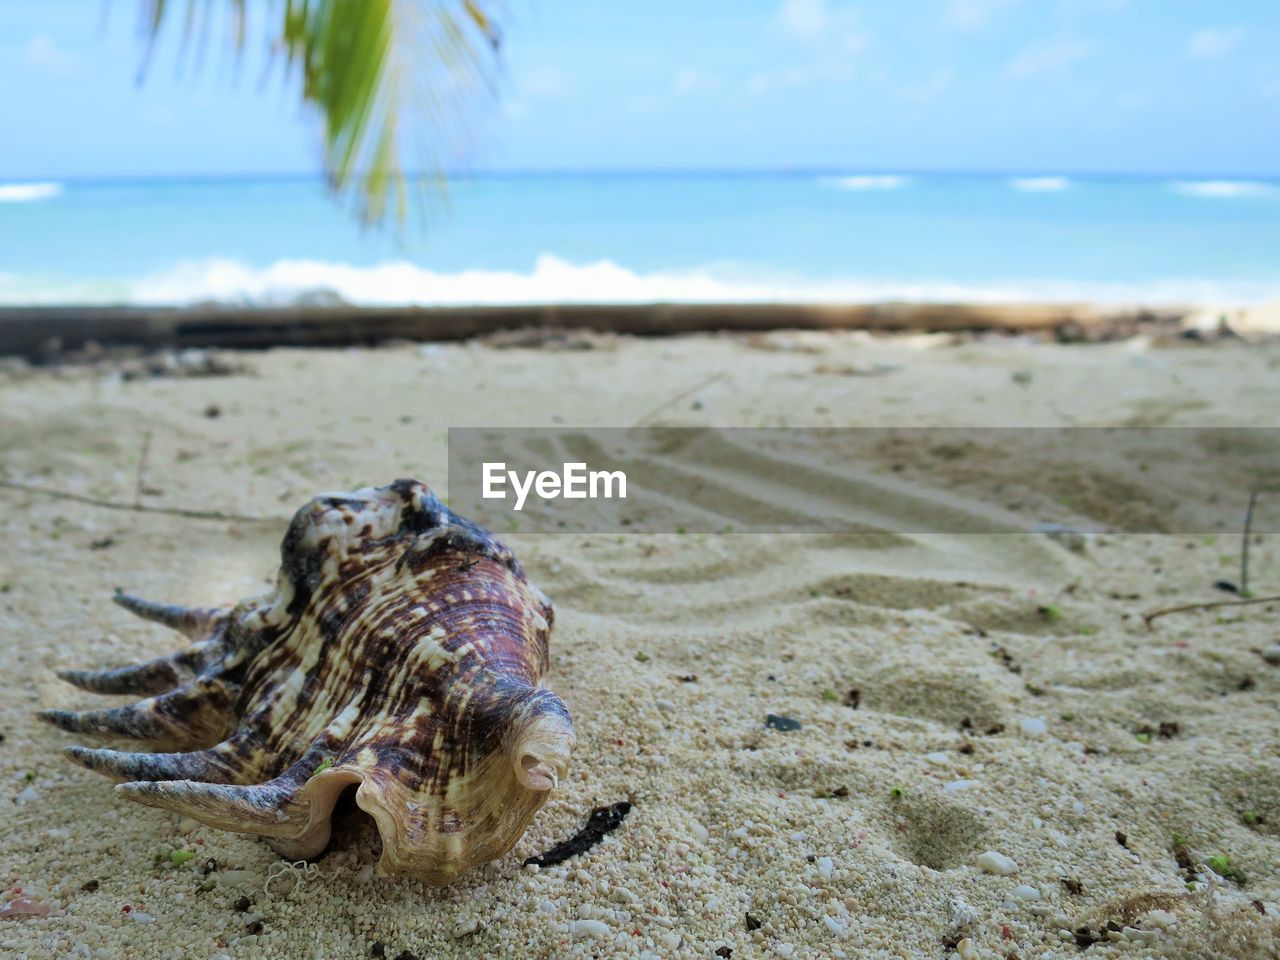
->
<box><xmin>41</xmin><ymin>479</ymin><xmax>575</xmax><ymax>884</ymax></box>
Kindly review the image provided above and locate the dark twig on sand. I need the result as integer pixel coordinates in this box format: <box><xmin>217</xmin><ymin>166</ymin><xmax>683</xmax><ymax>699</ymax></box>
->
<box><xmin>1143</xmin><ymin>595</ymin><xmax>1280</xmax><ymax>629</ymax></box>
<box><xmin>523</xmin><ymin>801</ymin><xmax>632</xmax><ymax>869</ymax></box>
<box><xmin>134</xmin><ymin>430</ymin><xmax>153</xmax><ymax>509</ymax></box>
<box><xmin>633</xmin><ymin>372</ymin><xmax>727</xmax><ymax>427</ymax></box>
<box><xmin>0</xmin><ymin>479</ymin><xmax>276</xmax><ymax>524</ymax></box>
<box><xmin>1241</xmin><ymin>488</ymin><xmax>1259</xmax><ymax>597</ymax></box>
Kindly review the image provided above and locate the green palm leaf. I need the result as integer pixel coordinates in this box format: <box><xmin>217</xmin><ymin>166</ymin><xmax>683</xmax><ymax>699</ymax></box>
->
<box><xmin>136</xmin><ymin>0</ymin><xmax>502</xmax><ymax>225</ymax></box>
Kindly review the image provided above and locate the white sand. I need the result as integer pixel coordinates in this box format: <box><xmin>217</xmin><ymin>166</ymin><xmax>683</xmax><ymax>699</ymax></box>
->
<box><xmin>1</xmin><ymin>330</ymin><xmax>1278</xmax><ymax>959</ymax></box>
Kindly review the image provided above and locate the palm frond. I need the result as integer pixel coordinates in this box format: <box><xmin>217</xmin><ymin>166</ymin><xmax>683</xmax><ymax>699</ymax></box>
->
<box><xmin>136</xmin><ymin>0</ymin><xmax>502</xmax><ymax>226</ymax></box>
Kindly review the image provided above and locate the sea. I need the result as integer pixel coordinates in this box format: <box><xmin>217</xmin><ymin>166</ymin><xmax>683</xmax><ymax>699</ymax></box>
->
<box><xmin>1</xmin><ymin>171</ymin><xmax>1279</xmax><ymax>307</ymax></box>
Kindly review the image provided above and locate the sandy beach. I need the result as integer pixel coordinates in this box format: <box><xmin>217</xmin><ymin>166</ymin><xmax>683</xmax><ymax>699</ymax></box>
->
<box><xmin>2</xmin><ymin>329</ymin><xmax>1278</xmax><ymax>959</ymax></box>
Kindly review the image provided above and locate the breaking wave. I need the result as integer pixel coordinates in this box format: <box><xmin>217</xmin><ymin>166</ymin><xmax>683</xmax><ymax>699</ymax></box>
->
<box><xmin>2</xmin><ymin>254</ymin><xmax>1277</xmax><ymax>308</ymax></box>
<box><xmin>820</xmin><ymin>174</ymin><xmax>913</xmax><ymax>192</ymax></box>
<box><xmin>0</xmin><ymin>181</ymin><xmax>62</xmax><ymax>203</ymax></box>
<box><xmin>1010</xmin><ymin>177</ymin><xmax>1070</xmax><ymax>193</ymax></box>
<box><xmin>1171</xmin><ymin>179</ymin><xmax>1275</xmax><ymax>198</ymax></box>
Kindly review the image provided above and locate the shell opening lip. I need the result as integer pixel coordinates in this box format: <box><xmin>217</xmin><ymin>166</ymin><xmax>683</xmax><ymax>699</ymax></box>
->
<box><xmin>509</xmin><ymin>711</ymin><xmax>575</xmax><ymax>792</ymax></box>
<box><xmin>518</xmin><ymin>753</ymin><xmax>559</xmax><ymax>792</ymax></box>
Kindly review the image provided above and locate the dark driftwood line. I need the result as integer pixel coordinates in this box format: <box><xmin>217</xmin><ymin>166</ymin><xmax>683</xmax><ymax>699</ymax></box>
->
<box><xmin>0</xmin><ymin>302</ymin><xmax>1190</xmax><ymax>358</ymax></box>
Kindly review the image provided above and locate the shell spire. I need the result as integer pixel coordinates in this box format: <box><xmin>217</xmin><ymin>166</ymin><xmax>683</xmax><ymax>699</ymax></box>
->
<box><xmin>42</xmin><ymin>479</ymin><xmax>575</xmax><ymax>884</ymax></box>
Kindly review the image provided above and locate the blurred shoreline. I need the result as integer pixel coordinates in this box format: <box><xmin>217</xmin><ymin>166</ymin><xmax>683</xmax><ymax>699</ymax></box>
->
<box><xmin>0</xmin><ymin>301</ymin><xmax>1202</xmax><ymax>359</ymax></box>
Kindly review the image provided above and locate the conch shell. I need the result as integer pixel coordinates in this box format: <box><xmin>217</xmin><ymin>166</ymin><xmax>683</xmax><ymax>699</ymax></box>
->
<box><xmin>42</xmin><ymin>479</ymin><xmax>575</xmax><ymax>883</ymax></box>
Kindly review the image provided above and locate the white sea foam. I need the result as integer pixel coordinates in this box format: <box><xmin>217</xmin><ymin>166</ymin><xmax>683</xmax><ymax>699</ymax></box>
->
<box><xmin>1010</xmin><ymin>176</ymin><xmax>1069</xmax><ymax>193</ymax></box>
<box><xmin>1171</xmin><ymin>179</ymin><xmax>1275</xmax><ymax>198</ymax></box>
<box><xmin>821</xmin><ymin>174</ymin><xmax>913</xmax><ymax>191</ymax></box>
<box><xmin>0</xmin><ymin>181</ymin><xmax>62</xmax><ymax>203</ymax></box>
<box><xmin>0</xmin><ymin>253</ymin><xmax>1270</xmax><ymax>309</ymax></box>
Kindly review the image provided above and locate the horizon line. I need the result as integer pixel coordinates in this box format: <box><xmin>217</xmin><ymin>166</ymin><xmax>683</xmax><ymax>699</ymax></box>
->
<box><xmin>2</xmin><ymin>166</ymin><xmax>1280</xmax><ymax>187</ymax></box>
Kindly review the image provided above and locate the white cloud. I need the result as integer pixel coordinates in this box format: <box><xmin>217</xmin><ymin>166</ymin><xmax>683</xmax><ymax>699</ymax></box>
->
<box><xmin>21</xmin><ymin>35</ymin><xmax>78</xmax><ymax>74</ymax></box>
<box><xmin>777</xmin><ymin>0</ymin><xmax>866</xmax><ymax>51</ymax></box>
<box><xmin>897</xmin><ymin>67</ymin><xmax>955</xmax><ymax>103</ymax></box>
<box><xmin>945</xmin><ymin>0</ymin><xmax>1021</xmax><ymax>31</ymax></box>
<box><xmin>1256</xmin><ymin>65</ymin><xmax>1280</xmax><ymax>99</ymax></box>
<box><xmin>673</xmin><ymin>68</ymin><xmax>720</xmax><ymax>95</ymax></box>
<box><xmin>1004</xmin><ymin>38</ymin><xmax>1090</xmax><ymax>78</ymax></box>
<box><xmin>627</xmin><ymin>94</ymin><xmax>660</xmax><ymax>114</ymax></box>
<box><xmin>780</xmin><ymin>0</ymin><xmax>828</xmax><ymax>38</ymax></box>
<box><xmin>749</xmin><ymin>59</ymin><xmax>854</xmax><ymax>95</ymax></box>
<box><xmin>1187</xmin><ymin>27</ymin><xmax>1246</xmax><ymax>61</ymax></box>
<box><xmin>518</xmin><ymin>66</ymin><xmax>570</xmax><ymax>99</ymax></box>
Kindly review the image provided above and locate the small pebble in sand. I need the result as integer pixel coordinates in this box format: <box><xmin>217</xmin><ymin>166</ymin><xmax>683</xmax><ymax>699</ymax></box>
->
<box><xmin>130</xmin><ymin>911</ymin><xmax>155</xmax><ymax>923</ymax></box>
<box><xmin>925</xmin><ymin>751</ymin><xmax>951</xmax><ymax>766</ymax></box>
<box><xmin>0</xmin><ymin>897</ymin><xmax>49</xmax><ymax>920</ymax></box>
<box><xmin>570</xmin><ymin>918</ymin><xmax>611</xmax><ymax>939</ymax></box>
<box><xmin>1011</xmin><ymin>884</ymin><xmax>1040</xmax><ymax>901</ymax></box>
<box><xmin>976</xmin><ymin>851</ymin><xmax>1018</xmax><ymax>875</ymax></box>
<box><xmin>354</xmin><ymin>864</ymin><xmax>375</xmax><ymax>884</ymax></box>
<box><xmin>816</xmin><ymin>856</ymin><xmax>834</xmax><ymax>879</ymax></box>
<box><xmin>949</xmin><ymin>896</ymin><xmax>979</xmax><ymax>928</ymax></box>
<box><xmin>453</xmin><ymin>917</ymin><xmax>480</xmax><ymax>938</ymax></box>
<box><xmin>766</xmin><ymin>714</ymin><xmax>802</xmax><ymax>732</ymax></box>
<box><xmin>1018</xmin><ymin>717</ymin><xmax>1047</xmax><ymax>737</ymax></box>
<box><xmin>944</xmin><ymin>779</ymin><xmax>980</xmax><ymax>794</ymax></box>
<box><xmin>1262</xmin><ymin>645</ymin><xmax>1280</xmax><ymax>665</ymax></box>
<box><xmin>956</xmin><ymin>936</ymin><xmax>979</xmax><ymax>960</ymax></box>
<box><xmin>216</xmin><ymin>870</ymin><xmax>255</xmax><ymax>889</ymax></box>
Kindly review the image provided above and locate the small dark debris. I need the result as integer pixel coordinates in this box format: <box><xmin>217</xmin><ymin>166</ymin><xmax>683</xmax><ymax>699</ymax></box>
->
<box><xmin>984</xmin><ymin>723</ymin><xmax>1005</xmax><ymax>736</ymax></box>
<box><xmin>765</xmin><ymin>714</ymin><xmax>802</xmax><ymax>732</ymax></box>
<box><xmin>958</xmin><ymin>742</ymin><xmax>975</xmax><ymax>756</ymax></box>
<box><xmin>89</xmin><ymin>537</ymin><xmax>116</xmax><ymax>551</ymax></box>
<box><xmin>1173</xmin><ymin>843</ymin><xmax>1193</xmax><ymax>877</ymax></box>
<box><xmin>831</xmin><ymin>786</ymin><xmax>850</xmax><ymax>798</ymax></box>
<box><xmin>80</xmin><ymin>879</ymin><xmax>100</xmax><ymax>893</ymax></box>
<box><xmin>246</xmin><ymin>920</ymin><xmax>265</xmax><ymax>935</ymax></box>
<box><xmin>745</xmin><ymin>913</ymin><xmax>762</xmax><ymax>931</ymax></box>
<box><xmin>1253</xmin><ymin>899</ymin><xmax>1266</xmax><ymax>915</ymax></box>
<box><xmin>1157</xmin><ymin>721</ymin><xmax>1180</xmax><ymax>739</ymax></box>
<box><xmin>843</xmin><ymin>688</ymin><xmax>861</xmax><ymax>709</ymax></box>
<box><xmin>1073</xmin><ymin>927</ymin><xmax>1100</xmax><ymax>950</ymax></box>
<box><xmin>679</xmin><ymin>674</ymin><xmax>698</xmax><ymax>683</ymax></box>
<box><xmin>199</xmin><ymin>857</ymin><xmax>218</xmax><ymax>875</ymax></box>
<box><xmin>203</xmin><ymin>404</ymin><xmax>222</xmax><ymax>419</ymax></box>
<box><xmin>959</xmin><ymin>717</ymin><xmax>973</xmax><ymax>731</ymax></box>
<box><xmin>1238</xmin><ymin>675</ymin><xmax>1256</xmax><ymax>691</ymax></box>
<box><xmin>715</xmin><ymin>947</ymin><xmax>734</xmax><ymax>958</ymax></box>
<box><xmin>233</xmin><ymin>896</ymin><xmax>252</xmax><ymax>912</ymax></box>
<box><xmin>941</xmin><ymin>934</ymin><xmax>962</xmax><ymax>952</ymax></box>
<box><xmin>1213</xmin><ymin>580</ymin><xmax>1238</xmax><ymax>594</ymax></box>
<box><xmin>370</xmin><ymin>943</ymin><xmax>386</xmax><ymax>958</ymax></box>
<box><xmin>1115</xmin><ymin>831</ymin><xmax>1129</xmax><ymax>849</ymax></box>
<box><xmin>393</xmin><ymin>951</ymin><xmax>419</xmax><ymax>960</ymax></box>
<box><xmin>990</xmin><ymin>645</ymin><xmax>1021</xmax><ymax>674</ymax></box>
<box><xmin>1105</xmin><ymin>920</ymin><xmax>1123</xmax><ymax>934</ymax></box>
<box><xmin>1061</xmin><ymin>878</ymin><xmax>1083</xmax><ymax>895</ymax></box>
<box><xmin>523</xmin><ymin>801</ymin><xmax>631</xmax><ymax>869</ymax></box>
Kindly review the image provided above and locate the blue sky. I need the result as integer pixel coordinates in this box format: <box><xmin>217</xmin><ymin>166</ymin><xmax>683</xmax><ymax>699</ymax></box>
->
<box><xmin>2</xmin><ymin>0</ymin><xmax>1278</xmax><ymax>180</ymax></box>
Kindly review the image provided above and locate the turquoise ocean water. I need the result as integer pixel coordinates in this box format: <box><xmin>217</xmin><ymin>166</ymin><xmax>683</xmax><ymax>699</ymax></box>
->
<box><xmin>1</xmin><ymin>172</ymin><xmax>1278</xmax><ymax>305</ymax></box>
